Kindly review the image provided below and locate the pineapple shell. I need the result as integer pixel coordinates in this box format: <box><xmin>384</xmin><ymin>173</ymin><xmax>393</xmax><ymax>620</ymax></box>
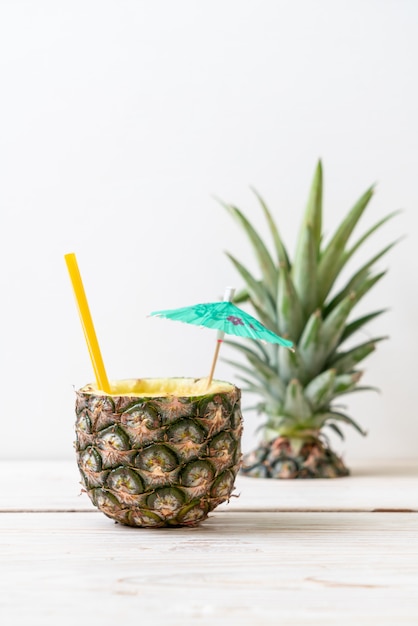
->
<box><xmin>75</xmin><ymin>378</ymin><xmax>243</xmax><ymax>527</ymax></box>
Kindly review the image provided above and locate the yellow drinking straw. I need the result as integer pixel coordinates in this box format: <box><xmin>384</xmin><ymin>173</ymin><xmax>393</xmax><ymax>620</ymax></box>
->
<box><xmin>64</xmin><ymin>253</ymin><xmax>111</xmax><ymax>393</ymax></box>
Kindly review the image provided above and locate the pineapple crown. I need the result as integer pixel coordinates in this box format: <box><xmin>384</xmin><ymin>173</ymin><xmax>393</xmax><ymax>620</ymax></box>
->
<box><xmin>220</xmin><ymin>161</ymin><xmax>401</xmax><ymax>442</ymax></box>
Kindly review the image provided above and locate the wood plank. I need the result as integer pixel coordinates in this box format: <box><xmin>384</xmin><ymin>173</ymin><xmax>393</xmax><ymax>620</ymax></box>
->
<box><xmin>0</xmin><ymin>460</ymin><xmax>95</xmax><ymax>512</ymax></box>
<box><xmin>232</xmin><ymin>459</ymin><xmax>418</xmax><ymax>512</ymax></box>
<box><xmin>0</xmin><ymin>460</ymin><xmax>417</xmax><ymax>512</ymax></box>
<box><xmin>0</xmin><ymin>511</ymin><xmax>417</xmax><ymax>625</ymax></box>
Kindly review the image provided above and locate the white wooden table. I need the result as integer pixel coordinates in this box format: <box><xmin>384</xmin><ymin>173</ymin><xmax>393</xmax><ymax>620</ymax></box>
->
<box><xmin>1</xmin><ymin>460</ymin><xmax>417</xmax><ymax>625</ymax></box>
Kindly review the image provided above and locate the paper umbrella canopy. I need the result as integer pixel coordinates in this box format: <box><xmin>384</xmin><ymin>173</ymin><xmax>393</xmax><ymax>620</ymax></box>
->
<box><xmin>150</xmin><ymin>289</ymin><xmax>294</xmax><ymax>387</ymax></box>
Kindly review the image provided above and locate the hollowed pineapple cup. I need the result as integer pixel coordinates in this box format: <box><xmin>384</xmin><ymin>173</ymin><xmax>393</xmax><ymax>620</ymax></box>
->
<box><xmin>75</xmin><ymin>378</ymin><xmax>243</xmax><ymax>527</ymax></box>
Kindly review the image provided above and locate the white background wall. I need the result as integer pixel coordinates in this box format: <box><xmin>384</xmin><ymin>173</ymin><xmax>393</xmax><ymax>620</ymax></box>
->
<box><xmin>0</xmin><ymin>0</ymin><xmax>416</xmax><ymax>463</ymax></box>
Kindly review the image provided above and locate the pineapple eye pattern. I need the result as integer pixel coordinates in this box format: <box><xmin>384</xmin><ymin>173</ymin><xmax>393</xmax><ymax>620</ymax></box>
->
<box><xmin>181</xmin><ymin>461</ymin><xmax>214</xmax><ymax>488</ymax></box>
<box><xmin>210</xmin><ymin>432</ymin><xmax>235</xmax><ymax>457</ymax></box>
<box><xmin>156</xmin><ymin>397</ymin><xmax>196</xmax><ymax>422</ymax></box>
<box><xmin>92</xmin><ymin>489</ymin><xmax>120</xmax><ymax>511</ymax></box>
<box><xmin>80</xmin><ymin>447</ymin><xmax>102</xmax><ymax>472</ymax></box>
<box><xmin>107</xmin><ymin>467</ymin><xmax>144</xmax><ymax>494</ymax></box>
<box><xmin>147</xmin><ymin>487</ymin><xmax>185</xmax><ymax>513</ymax></box>
<box><xmin>198</xmin><ymin>394</ymin><xmax>225</xmax><ymax>420</ymax></box>
<box><xmin>177</xmin><ymin>502</ymin><xmax>207</xmax><ymax>524</ymax></box>
<box><xmin>167</xmin><ymin>420</ymin><xmax>204</xmax><ymax>444</ymax></box>
<box><xmin>76</xmin><ymin>412</ymin><xmax>92</xmax><ymax>433</ymax></box>
<box><xmin>153</xmin><ymin>493</ymin><xmax>180</xmax><ymax>513</ymax></box>
<box><xmin>89</xmin><ymin>396</ymin><xmax>114</xmax><ymax>415</ymax></box>
<box><xmin>97</xmin><ymin>426</ymin><xmax>130</xmax><ymax>451</ymax></box>
<box><xmin>211</xmin><ymin>471</ymin><xmax>235</xmax><ymax>499</ymax></box>
<box><xmin>128</xmin><ymin>509</ymin><xmax>164</xmax><ymax>527</ymax></box>
<box><xmin>231</xmin><ymin>405</ymin><xmax>243</xmax><ymax>429</ymax></box>
<box><xmin>121</xmin><ymin>404</ymin><xmax>160</xmax><ymax>429</ymax></box>
<box><xmin>135</xmin><ymin>444</ymin><xmax>178</xmax><ymax>472</ymax></box>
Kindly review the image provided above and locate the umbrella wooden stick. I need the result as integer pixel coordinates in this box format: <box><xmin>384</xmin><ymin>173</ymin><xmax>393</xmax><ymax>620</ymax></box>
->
<box><xmin>207</xmin><ymin>339</ymin><xmax>223</xmax><ymax>389</ymax></box>
<box><xmin>206</xmin><ymin>286</ymin><xmax>235</xmax><ymax>389</ymax></box>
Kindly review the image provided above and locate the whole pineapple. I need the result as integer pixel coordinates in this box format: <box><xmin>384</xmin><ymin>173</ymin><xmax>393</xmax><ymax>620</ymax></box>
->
<box><xmin>75</xmin><ymin>377</ymin><xmax>243</xmax><ymax>526</ymax></box>
<box><xmin>221</xmin><ymin>161</ymin><xmax>398</xmax><ymax>478</ymax></box>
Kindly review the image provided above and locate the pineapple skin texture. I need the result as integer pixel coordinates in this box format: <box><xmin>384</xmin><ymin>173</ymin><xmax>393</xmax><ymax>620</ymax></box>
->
<box><xmin>75</xmin><ymin>380</ymin><xmax>243</xmax><ymax>527</ymax></box>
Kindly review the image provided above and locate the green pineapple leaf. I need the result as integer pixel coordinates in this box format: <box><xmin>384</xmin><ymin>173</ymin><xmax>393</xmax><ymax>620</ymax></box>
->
<box><xmin>220</xmin><ymin>200</ymin><xmax>278</xmax><ymax>298</ymax></box>
<box><xmin>335</xmin><ymin>384</ymin><xmax>380</xmax><ymax>397</ymax></box>
<box><xmin>343</xmin><ymin>209</ymin><xmax>402</xmax><ymax>268</ymax></box>
<box><xmin>232</xmin><ymin>372</ymin><xmax>284</xmax><ymax>406</ymax></box>
<box><xmin>325</xmin><ymin>239</ymin><xmax>400</xmax><ymax>315</ymax></box>
<box><xmin>284</xmin><ymin>379</ymin><xmax>312</xmax><ymax>422</ymax></box>
<box><xmin>333</xmin><ymin>371</ymin><xmax>363</xmax><ymax>394</ymax></box>
<box><xmin>223</xmin><ymin>336</ymin><xmax>271</xmax><ymax>363</ymax></box>
<box><xmin>222</xmin><ymin>352</ymin><xmax>278</xmax><ymax>385</ymax></box>
<box><xmin>232</xmin><ymin>286</ymin><xmax>251</xmax><ymax>304</ymax></box>
<box><xmin>292</xmin><ymin>224</ymin><xmax>318</xmax><ymax>318</ymax></box>
<box><xmin>318</xmin><ymin>185</ymin><xmax>375</xmax><ymax>302</ymax></box>
<box><xmin>250</xmin><ymin>186</ymin><xmax>290</xmax><ymax>269</ymax></box>
<box><xmin>303</xmin><ymin>368</ymin><xmax>336</xmax><ymax>411</ymax></box>
<box><xmin>320</xmin><ymin>294</ymin><xmax>355</xmax><ymax>360</ymax></box>
<box><xmin>340</xmin><ymin>309</ymin><xmax>388</xmax><ymax>343</ymax></box>
<box><xmin>352</xmin><ymin>271</ymin><xmax>387</xmax><ymax>307</ymax></box>
<box><xmin>295</xmin><ymin>159</ymin><xmax>323</xmax><ymax>257</ymax></box>
<box><xmin>225</xmin><ymin>252</ymin><xmax>278</xmax><ymax>328</ymax></box>
<box><xmin>328</xmin><ymin>337</ymin><xmax>387</xmax><ymax>373</ymax></box>
<box><xmin>322</xmin><ymin>411</ymin><xmax>367</xmax><ymax>436</ymax></box>
<box><xmin>297</xmin><ymin>310</ymin><xmax>323</xmax><ymax>377</ymax></box>
<box><xmin>327</xmin><ymin>422</ymin><xmax>345</xmax><ymax>440</ymax></box>
<box><xmin>277</xmin><ymin>262</ymin><xmax>305</xmax><ymax>342</ymax></box>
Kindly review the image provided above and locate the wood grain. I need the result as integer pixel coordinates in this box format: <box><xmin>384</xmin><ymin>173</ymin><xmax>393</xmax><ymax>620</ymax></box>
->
<box><xmin>1</xmin><ymin>511</ymin><xmax>417</xmax><ymax>625</ymax></box>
